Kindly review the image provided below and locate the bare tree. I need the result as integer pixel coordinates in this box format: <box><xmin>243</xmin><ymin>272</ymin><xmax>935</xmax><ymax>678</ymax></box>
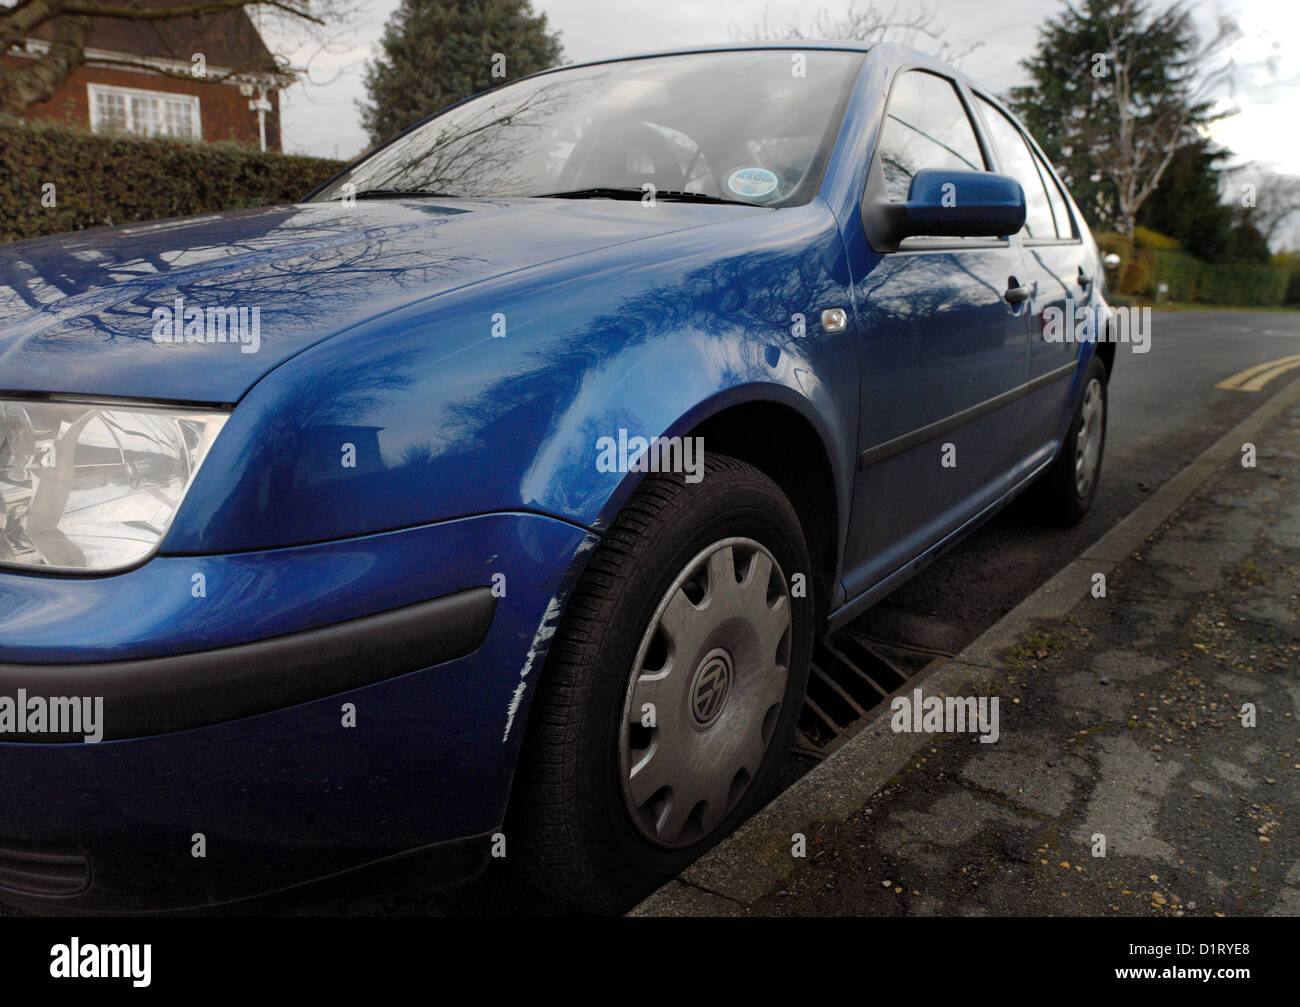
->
<box><xmin>730</xmin><ymin>0</ymin><xmax>983</xmax><ymax>65</ymax></box>
<box><xmin>0</xmin><ymin>0</ymin><xmax>361</xmax><ymax>118</ymax></box>
<box><xmin>1087</xmin><ymin>7</ymin><xmax>1240</xmax><ymax>237</ymax></box>
<box><xmin>1225</xmin><ymin>169</ymin><xmax>1300</xmax><ymax>249</ymax></box>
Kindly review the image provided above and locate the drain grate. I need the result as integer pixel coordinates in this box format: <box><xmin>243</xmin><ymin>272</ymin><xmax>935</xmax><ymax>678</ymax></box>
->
<box><xmin>795</xmin><ymin>628</ymin><xmax>953</xmax><ymax>758</ymax></box>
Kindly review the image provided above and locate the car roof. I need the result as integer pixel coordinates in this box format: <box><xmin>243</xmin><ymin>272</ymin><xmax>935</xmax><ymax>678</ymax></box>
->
<box><xmin>522</xmin><ymin>40</ymin><xmax>961</xmax><ymax>80</ymax></box>
<box><xmin>528</xmin><ymin>40</ymin><xmax>988</xmax><ymax>96</ymax></box>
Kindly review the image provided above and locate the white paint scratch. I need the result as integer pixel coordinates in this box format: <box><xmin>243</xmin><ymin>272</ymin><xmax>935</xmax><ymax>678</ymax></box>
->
<box><xmin>501</xmin><ymin>594</ymin><xmax>564</xmax><ymax>743</ymax></box>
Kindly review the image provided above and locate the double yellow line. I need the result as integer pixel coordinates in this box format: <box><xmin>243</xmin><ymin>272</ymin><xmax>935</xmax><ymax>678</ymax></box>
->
<box><xmin>1216</xmin><ymin>353</ymin><xmax>1300</xmax><ymax>392</ymax></box>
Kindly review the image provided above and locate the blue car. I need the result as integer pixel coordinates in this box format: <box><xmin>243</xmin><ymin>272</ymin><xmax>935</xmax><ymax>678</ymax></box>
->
<box><xmin>0</xmin><ymin>42</ymin><xmax>1113</xmax><ymax>914</ymax></box>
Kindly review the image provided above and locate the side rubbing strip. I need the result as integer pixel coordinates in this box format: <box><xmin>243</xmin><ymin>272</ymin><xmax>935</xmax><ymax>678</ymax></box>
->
<box><xmin>859</xmin><ymin>361</ymin><xmax>1077</xmax><ymax>469</ymax></box>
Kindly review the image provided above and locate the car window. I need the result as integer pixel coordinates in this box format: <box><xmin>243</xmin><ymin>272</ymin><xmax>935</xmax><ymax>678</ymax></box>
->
<box><xmin>875</xmin><ymin>70</ymin><xmax>986</xmax><ymax>203</ymax></box>
<box><xmin>975</xmin><ymin>95</ymin><xmax>1056</xmax><ymax>239</ymax></box>
<box><xmin>1033</xmin><ymin>146</ymin><xmax>1076</xmax><ymax>239</ymax></box>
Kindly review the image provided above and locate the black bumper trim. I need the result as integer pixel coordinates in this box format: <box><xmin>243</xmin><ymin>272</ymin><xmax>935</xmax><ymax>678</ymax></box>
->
<box><xmin>0</xmin><ymin>587</ymin><xmax>496</xmax><ymax>743</ymax></box>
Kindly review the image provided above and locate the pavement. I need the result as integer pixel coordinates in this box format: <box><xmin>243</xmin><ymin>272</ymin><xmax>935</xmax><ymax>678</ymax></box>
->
<box><xmin>632</xmin><ymin>373</ymin><xmax>1300</xmax><ymax>917</ymax></box>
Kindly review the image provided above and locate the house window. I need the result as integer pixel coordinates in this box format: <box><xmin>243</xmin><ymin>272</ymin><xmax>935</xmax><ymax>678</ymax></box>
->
<box><xmin>88</xmin><ymin>84</ymin><xmax>200</xmax><ymax>140</ymax></box>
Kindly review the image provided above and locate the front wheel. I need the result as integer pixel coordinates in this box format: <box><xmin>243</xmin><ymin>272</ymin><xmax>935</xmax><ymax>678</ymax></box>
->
<box><xmin>512</xmin><ymin>454</ymin><xmax>814</xmax><ymax>914</ymax></box>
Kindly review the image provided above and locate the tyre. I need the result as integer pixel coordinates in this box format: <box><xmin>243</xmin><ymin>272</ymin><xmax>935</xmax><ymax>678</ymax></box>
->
<box><xmin>1025</xmin><ymin>354</ymin><xmax>1108</xmax><ymax>524</ymax></box>
<box><xmin>512</xmin><ymin>453</ymin><xmax>815</xmax><ymax>914</ymax></box>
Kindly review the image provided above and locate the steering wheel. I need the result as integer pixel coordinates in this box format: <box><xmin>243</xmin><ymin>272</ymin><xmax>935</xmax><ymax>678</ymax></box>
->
<box><xmin>612</xmin><ymin>122</ymin><xmax>686</xmax><ymax>192</ymax></box>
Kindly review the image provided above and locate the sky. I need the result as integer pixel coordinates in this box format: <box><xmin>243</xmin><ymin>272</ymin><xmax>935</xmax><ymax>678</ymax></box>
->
<box><xmin>270</xmin><ymin>0</ymin><xmax>1299</xmax><ymax>235</ymax></box>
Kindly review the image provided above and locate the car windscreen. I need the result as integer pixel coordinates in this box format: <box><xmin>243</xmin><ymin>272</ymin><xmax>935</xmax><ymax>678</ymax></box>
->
<box><xmin>311</xmin><ymin>49</ymin><xmax>865</xmax><ymax>208</ymax></box>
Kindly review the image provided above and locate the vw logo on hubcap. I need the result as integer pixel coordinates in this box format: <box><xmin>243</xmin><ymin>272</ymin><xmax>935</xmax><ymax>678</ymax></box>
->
<box><xmin>690</xmin><ymin>648</ymin><xmax>733</xmax><ymax>726</ymax></box>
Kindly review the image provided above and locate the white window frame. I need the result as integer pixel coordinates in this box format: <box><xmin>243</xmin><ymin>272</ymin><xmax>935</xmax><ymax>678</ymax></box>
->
<box><xmin>87</xmin><ymin>83</ymin><xmax>202</xmax><ymax>140</ymax></box>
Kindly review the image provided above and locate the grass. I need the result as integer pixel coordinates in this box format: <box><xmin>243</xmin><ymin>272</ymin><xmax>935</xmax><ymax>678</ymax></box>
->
<box><xmin>1005</xmin><ymin>627</ymin><xmax>1074</xmax><ymax>672</ymax></box>
<box><xmin>1234</xmin><ymin>558</ymin><xmax>1269</xmax><ymax>585</ymax></box>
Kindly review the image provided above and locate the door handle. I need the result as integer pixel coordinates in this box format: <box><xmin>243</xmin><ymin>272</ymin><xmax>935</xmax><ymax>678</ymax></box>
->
<box><xmin>1005</xmin><ymin>277</ymin><xmax>1032</xmax><ymax>304</ymax></box>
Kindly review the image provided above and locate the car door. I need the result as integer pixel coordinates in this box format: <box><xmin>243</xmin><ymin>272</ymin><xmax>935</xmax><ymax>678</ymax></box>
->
<box><xmin>972</xmin><ymin>93</ymin><xmax>1089</xmax><ymax>457</ymax></box>
<box><xmin>840</xmin><ymin>68</ymin><xmax>1032</xmax><ymax>600</ymax></box>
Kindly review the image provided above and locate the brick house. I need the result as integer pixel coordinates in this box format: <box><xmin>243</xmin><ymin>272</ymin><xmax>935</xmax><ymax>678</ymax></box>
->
<box><xmin>8</xmin><ymin>0</ymin><xmax>286</xmax><ymax>150</ymax></box>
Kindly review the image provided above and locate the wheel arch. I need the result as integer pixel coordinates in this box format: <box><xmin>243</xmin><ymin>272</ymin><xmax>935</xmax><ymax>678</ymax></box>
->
<box><xmin>685</xmin><ymin>402</ymin><xmax>840</xmax><ymax>627</ymax></box>
<box><xmin>585</xmin><ymin>388</ymin><xmax>845</xmax><ymax>629</ymax></box>
<box><xmin>1095</xmin><ymin>327</ymin><xmax>1116</xmax><ymax>379</ymax></box>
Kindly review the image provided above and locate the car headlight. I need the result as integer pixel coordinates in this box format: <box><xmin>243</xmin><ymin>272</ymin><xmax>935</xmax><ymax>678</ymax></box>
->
<box><xmin>0</xmin><ymin>399</ymin><xmax>227</xmax><ymax>573</ymax></box>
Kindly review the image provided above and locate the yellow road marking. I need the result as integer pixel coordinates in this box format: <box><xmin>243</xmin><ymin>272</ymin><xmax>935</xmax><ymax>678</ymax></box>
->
<box><xmin>1215</xmin><ymin>353</ymin><xmax>1300</xmax><ymax>391</ymax></box>
<box><xmin>1236</xmin><ymin>358</ymin><xmax>1300</xmax><ymax>392</ymax></box>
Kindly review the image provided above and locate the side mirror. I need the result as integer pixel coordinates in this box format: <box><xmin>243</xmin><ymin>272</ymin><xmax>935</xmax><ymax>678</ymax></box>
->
<box><xmin>864</xmin><ymin>168</ymin><xmax>1026</xmax><ymax>252</ymax></box>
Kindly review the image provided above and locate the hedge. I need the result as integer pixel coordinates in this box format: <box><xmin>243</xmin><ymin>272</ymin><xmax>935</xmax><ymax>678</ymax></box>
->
<box><xmin>1147</xmin><ymin>250</ymin><xmax>1288</xmax><ymax>306</ymax></box>
<box><xmin>1</xmin><ymin>118</ymin><xmax>347</xmax><ymax>243</ymax></box>
<box><xmin>1097</xmin><ymin>231</ymin><xmax>1289</xmax><ymax>307</ymax></box>
<box><xmin>1132</xmin><ymin>225</ymin><xmax>1179</xmax><ymax>252</ymax></box>
<box><xmin>1147</xmin><ymin>249</ymin><xmax>1202</xmax><ymax>302</ymax></box>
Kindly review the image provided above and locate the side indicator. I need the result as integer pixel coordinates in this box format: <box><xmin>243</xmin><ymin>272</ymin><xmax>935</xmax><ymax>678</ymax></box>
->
<box><xmin>821</xmin><ymin>307</ymin><xmax>848</xmax><ymax>333</ymax></box>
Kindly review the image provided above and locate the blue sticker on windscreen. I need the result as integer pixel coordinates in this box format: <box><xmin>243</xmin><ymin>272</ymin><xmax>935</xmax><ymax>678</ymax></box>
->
<box><xmin>727</xmin><ymin>168</ymin><xmax>779</xmax><ymax>198</ymax></box>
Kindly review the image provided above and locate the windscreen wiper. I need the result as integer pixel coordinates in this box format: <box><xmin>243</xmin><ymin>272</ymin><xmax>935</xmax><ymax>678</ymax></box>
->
<box><xmin>350</xmin><ymin>189</ymin><xmax>466</xmax><ymax>199</ymax></box>
<box><xmin>537</xmin><ymin>187</ymin><xmax>760</xmax><ymax>207</ymax></box>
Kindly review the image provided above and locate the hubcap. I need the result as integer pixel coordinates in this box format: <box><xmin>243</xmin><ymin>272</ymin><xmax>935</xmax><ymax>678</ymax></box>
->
<box><xmin>1074</xmin><ymin>377</ymin><xmax>1104</xmax><ymax>497</ymax></box>
<box><xmin>619</xmin><ymin>537</ymin><xmax>793</xmax><ymax>849</ymax></box>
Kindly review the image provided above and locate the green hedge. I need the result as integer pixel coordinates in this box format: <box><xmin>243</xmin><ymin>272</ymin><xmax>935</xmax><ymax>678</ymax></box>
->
<box><xmin>1147</xmin><ymin>249</ymin><xmax>1288</xmax><ymax>306</ymax></box>
<box><xmin>1147</xmin><ymin>249</ymin><xmax>1202</xmax><ymax>302</ymax></box>
<box><xmin>1132</xmin><ymin>225</ymin><xmax>1179</xmax><ymax>251</ymax></box>
<box><xmin>1</xmin><ymin>118</ymin><xmax>346</xmax><ymax>243</ymax></box>
<box><xmin>1098</xmin><ymin>231</ymin><xmax>1289</xmax><ymax>307</ymax></box>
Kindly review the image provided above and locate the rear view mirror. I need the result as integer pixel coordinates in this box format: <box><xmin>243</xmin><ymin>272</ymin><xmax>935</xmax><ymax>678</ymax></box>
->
<box><xmin>864</xmin><ymin>169</ymin><xmax>1026</xmax><ymax>252</ymax></box>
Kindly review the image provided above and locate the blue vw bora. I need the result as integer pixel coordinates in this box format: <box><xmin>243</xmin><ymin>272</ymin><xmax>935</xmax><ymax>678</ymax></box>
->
<box><xmin>0</xmin><ymin>42</ymin><xmax>1113</xmax><ymax>914</ymax></box>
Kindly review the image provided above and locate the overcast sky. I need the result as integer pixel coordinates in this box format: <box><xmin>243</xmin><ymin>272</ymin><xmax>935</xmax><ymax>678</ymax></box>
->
<box><xmin>273</xmin><ymin>0</ymin><xmax>1298</xmax><ymax>208</ymax></box>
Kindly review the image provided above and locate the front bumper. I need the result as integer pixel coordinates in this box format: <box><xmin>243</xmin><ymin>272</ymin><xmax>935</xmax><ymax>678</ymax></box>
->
<box><xmin>0</xmin><ymin>588</ymin><xmax>497</xmax><ymax>743</ymax></box>
<box><xmin>0</xmin><ymin>511</ymin><xmax>593</xmax><ymax>912</ymax></box>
